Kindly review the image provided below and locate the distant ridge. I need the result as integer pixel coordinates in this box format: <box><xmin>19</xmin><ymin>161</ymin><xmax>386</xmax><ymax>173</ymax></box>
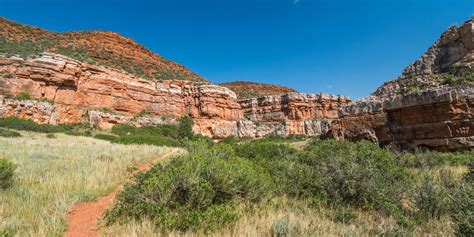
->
<box><xmin>0</xmin><ymin>17</ymin><xmax>207</xmax><ymax>82</ymax></box>
<box><xmin>219</xmin><ymin>81</ymin><xmax>297</xmax><ymax>99</ymax></box>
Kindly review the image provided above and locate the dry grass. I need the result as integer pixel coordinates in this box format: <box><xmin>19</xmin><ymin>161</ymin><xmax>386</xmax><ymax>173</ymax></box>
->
<box><xmin>100</xmin><ymin>197</ymin><xmax>454</xmax><ymax>237</ymax></box>
<box><xmin>0</xmin><ymin>131</ymin><xmax>183</xmax><ymax>236</ymax></box>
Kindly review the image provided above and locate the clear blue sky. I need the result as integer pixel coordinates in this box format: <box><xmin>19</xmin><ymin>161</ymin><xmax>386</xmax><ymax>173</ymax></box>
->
<box><xmin>1</xmin><ymin>0</ymin><xmax>472</xmax><ymax>99</ymax></box>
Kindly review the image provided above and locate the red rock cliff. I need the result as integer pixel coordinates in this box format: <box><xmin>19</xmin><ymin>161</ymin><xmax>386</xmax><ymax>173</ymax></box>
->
<box><xmin>237</xmin><ymin>93</ymin><xmax>351</xmax><ymax>137</ymax></box>
<box><xmin>0</xmin><ymin>53</ymin><xmax>241</xmax><ymax>138</ymax></box>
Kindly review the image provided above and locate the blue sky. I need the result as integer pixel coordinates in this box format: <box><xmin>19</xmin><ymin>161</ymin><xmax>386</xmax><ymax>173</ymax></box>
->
<box><xmin>1</xmin><ymin>0</ymin><xmax>472</xmax><ymax>99</ymax></box>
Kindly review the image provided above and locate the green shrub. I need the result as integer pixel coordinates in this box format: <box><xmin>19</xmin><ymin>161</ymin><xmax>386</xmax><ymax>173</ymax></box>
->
<box><xmin>0</xmin><ymin>128</ymin><xmax>21</xmax><ymax>138</ymax></box>
<box><xmin>303</xmin><ymin>140</ymin><xmax>412</xmax><ymax>215</ymax></box>
<box><xmin>112</xmin><ymin>135</ymin><xmax>181</xmax><ymax>147</ymax></box>
<box><xmin>0</xmin><ymin>158</ymin><xmax>15</xmax><ymax>190</ymax></box>
<box><xmin>271</xmin><ymin>217</ymin><xmax>298</xmax><ymax>237</ymax></box>
<box><xmin>14</xmin><ymin>92</ymin><xmax>32</xmax><ymax>100</ymax></box>
<box><xmin>0</xmin><ymin>117</ymin><xmax>71</xmax><ymax>133</ymax></box>
<box><xmin>451</xmin><ymin>163</ymin><xmax>474</xmax><ymax>236</ymax></box>
<box><xmin>397</xmin><ymin>150</ymin><xmax>474</xmax><ymax>168</ymax></box>
<box><xmin>111</xmin><ymin>124</ymin><xmax>180</xmax><ymax>139</ymax></box>
<box><xmin>93</xmin><ymin>134</ymin><xmax>118</xmax><ymax>142</ymax></box>
<box><xmin>178</xmin><ymin>116</ymin><xmax>194</xmax><ymax>139</ymax></box>
<box><xmin>46</xmin><ymin>134</ymin><xmax>56</xmax><ymax>139</ymax></box>
<box><xmin>234</xmin><ymin>141</ymin><xmax>317</xmax><ymax>198</ymax></box>
<box><xmin>261</xmin><ymin>134</ymin><xmax>307</xmax><ymax>143</ymax></box>
<box><xmin>412</xmin><ymin>168</ymin><xmax>456</xmax><ymax>219</ymax></box>
<box><xmin>105</xmin><ymin>141</ymin><xmax>273</xmax><ymax>231</ymax></box>
<box><xmin>332</xmin><ymin>207</ymin><xmax>358</xmax><ymax>224</ymax></box>
<box><xmin>219</xmin><ymin>135</ymin><xmax>240</xmax><ymax>145</ymax></box>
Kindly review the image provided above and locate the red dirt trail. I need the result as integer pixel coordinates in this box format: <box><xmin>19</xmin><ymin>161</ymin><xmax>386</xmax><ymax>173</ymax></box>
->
<box><xmin>64</xmin><ymin>153</ymin><xmax>177</xmax><ymax>237</ymax></box>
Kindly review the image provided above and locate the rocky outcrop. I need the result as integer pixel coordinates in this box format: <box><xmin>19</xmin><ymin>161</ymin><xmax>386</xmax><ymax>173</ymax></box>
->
<box><xmin>238</xmin><ymin>93</ymin><xmax>351</xmax><ymax>137</ymax></box>
<box><xmin>0</xmin><ymin>17</ymin><xmax>206</xmax><ymax>82</ymax></box>
<box><xmin>0</xmin><ymin>53</ymin><xmax>241</xmax><ymax>138</ymax></box>
<box><xmin>331</xmin><ymin>86</ymin><xmax>474</xmax><ymax>151</ymax></box>
<box><xmin>0</xmin><ymin>53</ymin><xmax>349</xmax><ymax>138</ymax></box>
<box><xmin>374</xmin><ymin>19</ymin><xmax>473</xmax><ymax>97</ymax></box>
<box><xmin>331</xmin><ymin>18</ymin><xmax>474</xmax><ymax>151</ymax></box>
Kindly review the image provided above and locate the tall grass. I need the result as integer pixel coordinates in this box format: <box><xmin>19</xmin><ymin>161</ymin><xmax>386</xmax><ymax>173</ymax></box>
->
<box><xmin>101</xmin><ymin>197</ymin><xmax>454</xmax><ymax>237</ymax></box>
<box><xmin>0</xmin><ymin>131</ymin><xmax>183</xmax><ymax>236</ymax></box>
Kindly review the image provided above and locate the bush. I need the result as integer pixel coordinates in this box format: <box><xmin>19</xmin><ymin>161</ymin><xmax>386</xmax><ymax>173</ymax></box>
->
<box><xmin>271</xmin><ymin>217</ymin><xmax>299</xmax><ymax>237</ymax></box>
<box><xmin>0</xmin><ymin>117</ymin><xmax>71</xmax><ymax>133</ymax></box>
<box><xmin>46</xmin><ymin>134</ymin><xmax>56</xmax><ymax>139</ymax></box>
<box><xmin>234</xmin><ymin>141</ymin><xmax>317</xmax><ymax>198</ymax></box>
<box><xmin>0</xmin><ymin>158</ymin><xmax>15</xmax><ymax>190</ymax></box>
<box><xmin>412</xmin><ymin>168</ymin><xmax>456</xmax><ymax>219</ymax></box>
<box><xmin>0</xmin><ymin>128</ymin><xmax>21</xmax><ymax>138</ymax></box>
<box><xmin>397</xmin><ymin>150</ymin><xmax>474</xmax><ymax>168</ymax></box>
<box><xmin>112</xmin><ymin>135</ymin><xmax>181</xmax><ymax>147</ymax></box>
<box><xmin>303</xmin><ymin>140</ymin><xmax>412</xmax><ymax>215</ymax></box>
<box><xmin>14</xmin><ymin>92</ymin><xmax>32</xmax><ymax>100</ymax></box>
<box><xmin>105</xmin><ymin>141</ymin><xmax>274</xmax><ymax>231</ymax></box>
<box><xmin>451</xmin><ymin>163</ymin><xmax>474</xmax><ymax>236</ymax></box>
<box><xmin>178</xmin><ymin>116</ymin><xmax>194</xmax><ymax>139</ymax></box>
<box><xmin>111</xmin><ymin>124</ymin><xmax>180</xmax><ymax>139</ymax></box>
<box><xmin>93</xmin><ymin>134</ymin><xmax>118</xmax><ymax>142</ymax></box>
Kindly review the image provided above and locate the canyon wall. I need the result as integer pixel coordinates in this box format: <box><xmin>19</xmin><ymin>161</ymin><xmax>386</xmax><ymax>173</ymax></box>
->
<box><xmin>238</xmin><ymin>93</ymin><xmax>350</xmax><ymax>137</ymax></box>
<box><xmin>330</xmin><ymin>19</ymin><xmax>473</xmax><ymax>151</ymax></box>
<box><xmin>0</xmin><ymin>53</ymin><xmax>349</xmax><ymax>138</ymax></box>
<box><xmin>0</xmin><ymin>53</ymin><xmax>241</xmax><ymax>138</ymax></box>
<box><xmin>330</xmin><ymin>86</ymin><xmax>473</xmax><ymax>151</ymax></box>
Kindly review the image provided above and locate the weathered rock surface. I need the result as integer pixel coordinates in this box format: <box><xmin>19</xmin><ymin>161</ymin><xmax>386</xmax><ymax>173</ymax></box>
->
<box><xmin>238</xmin><ymin>93</ymin><xmax>351</xmax><ymax>137</ymax></box>
<box><xmin>0</xmin><ymin>17</ymin><xmax>206</xmax><ymax>82</ymax></box>
<box><xmin>332</xmin><ymin>85</ymin><xmax>474</xmax><ymax>151</ymax></box>
<box><xmin>0</xmin><ymin>53</ymin><xmax>241</xmax><ymax>137</ymax></box>
<box><xmin>374</xmin><ymin>19</ymin><xmax>473</xmax><ymax>97</ymax></box>
<box><xmin>0</xmin><ymin>53</ymin><xmax>349</xmax><ymax>138</ymax></box>
<box><xmin>331</xmin><ymin>18</ymin><xmax>474</xmax><ymax>151</ymax></box>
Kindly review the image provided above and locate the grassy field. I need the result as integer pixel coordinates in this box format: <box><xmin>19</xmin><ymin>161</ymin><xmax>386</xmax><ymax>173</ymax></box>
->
<box><xmin>0</xmin><ymin>121</ymin><xmax>471</xmax><ymax>236</ymax></box>
<box><xmin>0</xmin><ymin>131</ymin><xmax>183</xmax><ymax>236</ymax></box>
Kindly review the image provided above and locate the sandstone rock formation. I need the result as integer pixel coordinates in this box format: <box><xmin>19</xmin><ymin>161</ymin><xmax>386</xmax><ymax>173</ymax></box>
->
<box><xmin>0</xmin><ymin>53</ymin><xmax>241</xmax><ymax>138</ymax></box>
<box><xmin>374</xmin><ymin>19</ymin><xmax>473</xmax><ymax>97</ymax></box>
<box><xmin>0</xmin><ymin>53</ymin><xmax>350</xmax><ymax>138</ymax></box>
<box><xmin>0</xmin><ymin>17</ymin><xmax>206</xmax><ymax>82</ymax></box>
<box><xmin>238</xmin><ymin>93</ymin><xmax>350</xmax><ymax>137</ymax></box>
<box><xmin>332</xmin><ymin>19</ymin><xmax>474</xmax><ymax>151</ymax></box>
<box><xmin>1</xmin><ymin>16</ymin><xmax>472</xmax><ymax>151</ymax></box>
<box><xmin>331</xmin><ymin>86</ymin><xmax>474</xmax><ymax>151</ymax></box>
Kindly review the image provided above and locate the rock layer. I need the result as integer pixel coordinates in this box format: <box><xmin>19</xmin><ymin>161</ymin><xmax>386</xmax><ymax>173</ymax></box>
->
<box><xmin>330</xmin><ymin>19</ymin><xmax>474</xmax><ymax>151</ymax></box>
<box><xmin>238</xmin><ymin>93</ymin><xmax>351</xmax><ymax>137</ymax></box>
<box><xmin>374</xmin><ymin>19</ymin><xmax>473</xmax><ymax>97</ymax></box>
<box><xmin>331</xmin><ymin>86</ymin><xmax>474</xmax><ymax>151</ymax></box>
<box><xmin>0</xmin><ymin>53</ymin><xmax>241</xmax><ymax>138</ymax></box>
<box><xmin>0</xmin><ymin>53</ymin><xmax>349</xmax><ymax>138</ymax></box>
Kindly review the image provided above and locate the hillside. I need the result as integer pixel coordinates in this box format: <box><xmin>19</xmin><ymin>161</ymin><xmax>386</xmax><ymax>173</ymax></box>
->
<box><xmin>373</xmin><ymin>18</ymin><xmax>473</xmax><ymax>96</ymax></box>
<box><xmin>219</xmin><ymin>81</ymin><xmax>297</xmax><ymax>99</ymax></box>
<box><xmin>0</xmin><ymin>17</ymin><xmax>206</xmax><ymax>82</ymax></box>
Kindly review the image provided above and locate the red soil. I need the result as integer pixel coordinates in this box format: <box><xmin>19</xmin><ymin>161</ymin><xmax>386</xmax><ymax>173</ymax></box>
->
<box><xmin>64</xmin><ymin>157</ymin><xmax>167</xmax><ymax>237</ymax></box>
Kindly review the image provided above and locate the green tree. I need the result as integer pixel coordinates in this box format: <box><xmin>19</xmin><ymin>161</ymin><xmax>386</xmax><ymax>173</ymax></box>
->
<box><xmin>178</xmin><ymin>116</ymin><xmax>194</xmax><ymax>139</ymax></box>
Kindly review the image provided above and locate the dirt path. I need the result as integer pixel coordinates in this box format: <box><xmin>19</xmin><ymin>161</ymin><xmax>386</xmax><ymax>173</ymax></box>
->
<box><xmin>65</xmin><ymin>150</ymin><xmax>181</xmax><ymax>237</ymax></box>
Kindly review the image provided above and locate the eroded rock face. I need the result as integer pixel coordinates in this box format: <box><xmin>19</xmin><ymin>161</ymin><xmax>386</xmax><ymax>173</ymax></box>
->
<box><xmin>374</xmin><ymin>19</ymin><xmax>473</xmax><ymax>97</ymax></box>
<box><xmin>331</xmin><ymin>19</ymin><xmax>474</xmax><ymax>151</ymax></box>
<box><xmin>332</xmin><ymin>86</ymin><xmax>474</xmax><ymax>151</ymax></box>
<box><xmin>238</xmin><ymin>93</ymin><xmax>351</xmax><ymax>137</ymax></box>
<box><xmin>0</xmin><ymin>53</ymin><xmax>242</xmax><ymax>137</ymax></box>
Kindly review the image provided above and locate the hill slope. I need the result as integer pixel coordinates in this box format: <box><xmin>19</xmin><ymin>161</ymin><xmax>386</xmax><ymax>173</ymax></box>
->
<box><xmin>0</xmin><ymin>17</ymin><xmax>206</xmax><ymax>82</ymax></box>
<box><xmin>219</xmin><ymin>81</ymin><xmax>297</xmax><ymax>99</ymax></box>
<box><xmin>373</xmin><ymin>18</ymin><xmax>473</xmax><ymax>96</ymax></box>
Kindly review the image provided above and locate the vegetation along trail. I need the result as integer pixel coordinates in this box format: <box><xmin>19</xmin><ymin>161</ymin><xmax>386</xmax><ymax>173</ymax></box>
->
<box><xmin>65</xmin><ymin>149</ymin><xmax>184</xmax><ymax>237</ymax></box>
